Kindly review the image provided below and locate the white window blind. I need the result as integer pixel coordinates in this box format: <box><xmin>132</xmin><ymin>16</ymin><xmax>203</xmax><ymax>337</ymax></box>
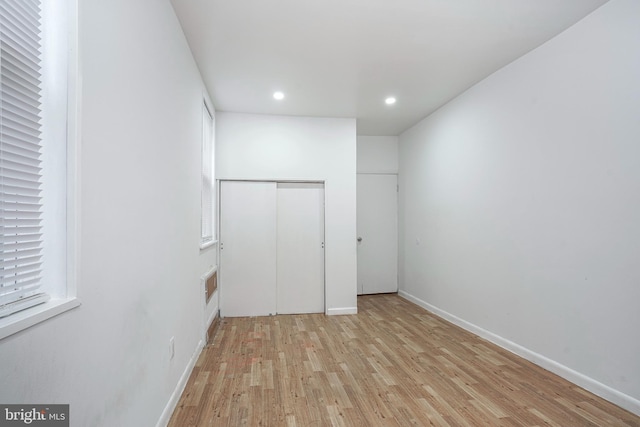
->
<box><xmin>201</xmin><ymin>102</ymin><xmax>214</xmax><ymax>245</ymax></box>
<box><xmin>0</xmin><ymin>0</ymin><xmax>50</xmax><ymax>317</ymax></box>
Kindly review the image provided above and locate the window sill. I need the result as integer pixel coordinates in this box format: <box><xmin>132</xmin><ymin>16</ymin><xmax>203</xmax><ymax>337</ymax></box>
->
<box><xmin>200</xmin><ymin>239</ymin><xmax>218</xmax><ymax>251</ymax></box>
<box><xmin>0</xmin><ymin>297</ymin><xmax>81</xmax><ymax>340</ymax></box>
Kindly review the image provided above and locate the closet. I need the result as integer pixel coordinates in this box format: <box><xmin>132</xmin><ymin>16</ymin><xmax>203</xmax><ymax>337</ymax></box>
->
<box><xmin>219</xmin><ymin>181</ymin><xmax>325</xmax><ymax>317</ymax></box>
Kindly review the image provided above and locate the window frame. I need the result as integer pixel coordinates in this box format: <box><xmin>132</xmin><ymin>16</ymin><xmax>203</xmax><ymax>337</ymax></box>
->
<box><xmin>200</xmin><ymin>99</ymin><xmax>215</xmax><ymax>250</ymax></box>
<box><xmin>0</xmin><ymin>0</ymin><xmax>80</xmax><ymax>340</ymax></box>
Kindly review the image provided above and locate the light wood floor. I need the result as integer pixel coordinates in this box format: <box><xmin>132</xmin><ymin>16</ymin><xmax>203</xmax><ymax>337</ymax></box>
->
<box><xmin>169</xmin><ymin>294</ymin><xmax>639</xmax><ymax>426</ymax></box>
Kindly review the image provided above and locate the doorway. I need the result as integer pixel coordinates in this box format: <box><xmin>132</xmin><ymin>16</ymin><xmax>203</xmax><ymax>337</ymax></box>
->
<box><xmin>356</xmin><ymin>174</ymin><xmax>398</xmax><ymax>295</ymax></box>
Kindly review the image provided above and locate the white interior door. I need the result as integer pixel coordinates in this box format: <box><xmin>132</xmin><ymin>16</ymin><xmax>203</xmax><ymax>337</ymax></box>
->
<box><xmin>357</xmin><ymin>174</ymin><xmax>398</xmax><ymax>295</ymax></box>
<box><xmin>276</xmin><ymin>183</ymin><xmax>325</xmax><ymax>314</ymax></box>
<box><xmin>220</xmin><ymin>181</ymin><xmax>277</xmax><ymax>317</ymax></box>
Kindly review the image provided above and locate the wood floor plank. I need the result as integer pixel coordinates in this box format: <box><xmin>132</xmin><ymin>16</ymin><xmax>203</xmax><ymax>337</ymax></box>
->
<box><xmin>168</xmin><ymin>294</ymin><xmax>640</xmax><ymax>426</ymax></box>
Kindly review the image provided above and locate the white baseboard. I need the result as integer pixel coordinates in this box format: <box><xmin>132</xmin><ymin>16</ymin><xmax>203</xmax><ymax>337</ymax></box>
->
<box><xmin>156</xmin><ymin>339</ymin><xmax>205</xmax><ymax>427</ymax></box>
<box><xmin>398</xmin><ymin>290</ymin><xmax>640</xmax><ymax>416</ymax></box>
<box><xmin>326</xmin><ymin>307</ymin><xmax>357</xmax><ymax>315</ymax></box>
<box><xmin>206</xmin><ymin>302</ymin><xmax>219</xmax><ymax>329</ymax></box>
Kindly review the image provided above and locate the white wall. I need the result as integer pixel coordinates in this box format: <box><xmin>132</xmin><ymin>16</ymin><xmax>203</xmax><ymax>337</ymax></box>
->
<box><xmin>217</xmin><ymin>112</ymin><xmax>358</xmax><ymax>314</ymax></box>
<box><xmin>357</xmin><ymin>136</ymin><xmax>398</xmax><ymax>174</ymax></box>
<box><xmin>399</xmin><ymin>0</ymin><xmax>640</xmax><ymax>414</ymax></box>
<box><xmin>0</xmin><ymin>0</ymin><xmax>217</xmax><ymax>425</ymax></box>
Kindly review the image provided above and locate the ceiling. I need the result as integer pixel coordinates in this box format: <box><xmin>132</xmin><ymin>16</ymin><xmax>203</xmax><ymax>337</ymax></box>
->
<box><xmin>170</xmin><ymin>0</ymin><xmax>607</xmax><ymax>136</ymax></box>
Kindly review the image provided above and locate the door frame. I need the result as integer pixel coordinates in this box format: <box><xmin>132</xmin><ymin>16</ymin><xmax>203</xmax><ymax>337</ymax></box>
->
<box><xmin>356</xmin><ymin>172</ymin><xmax>399</xmax><ymax>295</ymax></box>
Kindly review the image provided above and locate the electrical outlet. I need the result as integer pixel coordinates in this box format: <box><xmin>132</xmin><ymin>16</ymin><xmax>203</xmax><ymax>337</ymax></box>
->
<box><xmin>169</xmin><ymin>337</ymin><xmax>175</xmax><ymax>360</ymax></box>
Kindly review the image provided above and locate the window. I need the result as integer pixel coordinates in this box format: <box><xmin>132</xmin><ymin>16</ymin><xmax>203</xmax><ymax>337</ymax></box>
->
<box><xmin>0</xmin><ymin>0</ymin><xmax>78</xmax><ymax>338</ymax></box>
<box><xmin>201</xmin><ymin>101</ymin><xmax>215</xmax><ymax>248</ymax></box>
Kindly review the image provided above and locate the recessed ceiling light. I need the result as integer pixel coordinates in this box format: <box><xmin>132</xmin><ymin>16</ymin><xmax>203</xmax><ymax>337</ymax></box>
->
<box><xmin>273</xmin><ymin>91</ymin><xmax>285</xmax><ymax>100</ymax></box>
<box><xmin>385</xmin><ymin>97</ymin><xmax>396</xmax><ymax>105</ymax></box>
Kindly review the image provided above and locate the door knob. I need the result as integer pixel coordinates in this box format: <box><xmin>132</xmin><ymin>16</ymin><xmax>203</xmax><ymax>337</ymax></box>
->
<box><xmin>357</xmin><ymin>237</ymin><xmax>362</xmax><ymax>242</ymax></box>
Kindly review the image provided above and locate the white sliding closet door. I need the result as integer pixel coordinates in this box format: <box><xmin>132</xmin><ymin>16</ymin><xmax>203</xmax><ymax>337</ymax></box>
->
<box><xmin>220</xmin><ymin>181</ymin><xmax>277</xmax><ymax>317</ymax></box>
<box><xmin>276</xmin><ymin>183</ymin><xmax>325</xmax><ymax>314</ymax></box>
